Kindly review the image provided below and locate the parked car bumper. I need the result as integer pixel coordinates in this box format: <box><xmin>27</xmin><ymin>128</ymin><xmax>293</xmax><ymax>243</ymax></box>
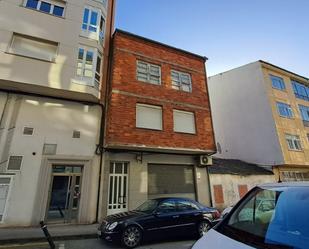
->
<box><xmin>98</xmin><ymin>229</ymin><xmax>121</xmax><ymax>242</ymax></box>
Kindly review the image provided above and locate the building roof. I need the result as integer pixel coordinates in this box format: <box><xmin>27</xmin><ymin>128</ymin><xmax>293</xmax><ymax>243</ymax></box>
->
<box><xmin>209</xmin><ymin>60</ymin><xmax>308</xmax><ymax>82</ymax></box>
<box><xmin>113</xmin><ymin>29</ymin><xmax>208</xmax><ymax>61</ymax></box>
<box><xmin>259</xmin><ymin>60</ymin><xmax>309</xmax><ymax>81</ymax></box>
<box><xmin>208</xmin><ymin>158</ymin><xmax>273</xmax><ymax>176</ymax></box>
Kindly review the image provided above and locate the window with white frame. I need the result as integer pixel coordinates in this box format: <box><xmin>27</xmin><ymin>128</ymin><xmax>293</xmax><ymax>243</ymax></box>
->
<box><xmin>81</xmin><ymin>6</ymin><xmax>105</xmax><ymax>43</ymax></box>
<box><xmin>0</xmin><ymin>177</ymin><xmax>11</xmax><ymax>222</ymax></box>
<box><xmin>171</xmin><ymin>70</ymin><xmax>192</xmax><ymax>92</ymax></box>
<box><xmin>76</xmin><ymin>46</ymin><xmax>102</xmax><ymax>88</ymax></box>
<box><xmin>136</xmin><ymin>104</ymin><xmax>162</xmax><ymax>130</ymax></box>
<box><xmin>9</xmin><ymin>33</ymin><xmax>58</xmax><ymax>62</ymax></box>
<box><xmin>24</xmin><ymin>0</ymin><xmax>65</xmax><ymax>17</ymax></box>
<box><xmin>136</xmin><ymin>61</ymin><xmax>161</xmax><ymax>85</ymax></box>
<box><xmin>285</xmin><ymin>134</ymin><xmax>302</xmax><ymax>151</ymax></box>
<box><xmin>173</xmin><ymin>110</ymin><xmax>196</xmax><ymax>134</ymax></box>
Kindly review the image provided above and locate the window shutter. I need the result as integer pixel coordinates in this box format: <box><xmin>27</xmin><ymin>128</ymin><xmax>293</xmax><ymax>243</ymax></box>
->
<box><xmin>136</xmin><ymin>104</ymin><xmax>162</xmax><ymax>130</ymax></box>
<box><xmin>173</xmin><ymin>110</ymin><xmax>196</xmax><ymax>134</ymax></box>
<box><xmin>10</xmin><ymin>34</ymin><xmax>58</xmax><ymax>61</ymax></box>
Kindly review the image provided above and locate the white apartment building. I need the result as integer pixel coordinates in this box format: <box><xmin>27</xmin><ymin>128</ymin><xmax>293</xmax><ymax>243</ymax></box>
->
<box><xmin>0</xmin><ymin>0</ymin><xmax>115</xmax><ymax>226</ymax></box>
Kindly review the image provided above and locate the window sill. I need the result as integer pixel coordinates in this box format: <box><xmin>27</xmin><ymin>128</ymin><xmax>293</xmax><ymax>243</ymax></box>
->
<box><xmin>174</xmin><ymin>131</ymin><xmax>197</xmax><ymax>135</ymax></box>
<box><xmin>272</xmin><ymin>86</ymin><xmax>286</xmax><ymax>92</ymax></box>
<box><xmin>21</xmin><ymin>6</ymin><xmax>65</xmax><ymax>19</ymax></box>
<box><xmin>72</xmin><ymin>79</ymin><xmax>97</xmax><ymax>89</ymax></box>
<box><xmin>287</xmin><ymin>149</ymin><xmax>303</xmax><ymax>152</ymax></box>
<box><xmin>5</xmin><ymin>52</ymin><xmax>56</xmax><ymax>63</ymax></box>
<box><xmin>171</xmin><ymin>87</ymin><xmax>192</xmax><ymax>93</ymax></box>
<box><xmin>278</xmin><ymin>115</ymin><xmax>294</xmax><ymax>120</ymax></box>
<box><xmin>136</xmin><ymin>127</ymin><xmax>163</xmax><ymax>132</ymax></box>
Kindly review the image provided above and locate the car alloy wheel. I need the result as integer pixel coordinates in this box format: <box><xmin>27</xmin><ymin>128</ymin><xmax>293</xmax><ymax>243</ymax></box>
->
<box><xmin>198</xmin><ymin>220</ymin><xmax>211</xmax><ymax>237</ymax></box>
<box><xmin>122</xmin><ymin>226</ymin><xmax>142</xmax><ymax>248</ymax></box>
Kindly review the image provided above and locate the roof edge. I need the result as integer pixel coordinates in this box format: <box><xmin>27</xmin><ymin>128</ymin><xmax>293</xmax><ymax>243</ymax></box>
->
<box><xmin>259</xmin><ymin>60</ymin><xmax>309</xmax><ymax>81</ymax></box>
<box><xmin>114</xmin><ymin>29</ymin><xmax>208</xmax><ymax>61</ymax></box>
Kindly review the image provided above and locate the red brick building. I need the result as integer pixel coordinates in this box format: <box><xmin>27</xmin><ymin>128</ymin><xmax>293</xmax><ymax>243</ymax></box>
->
<box><xmin>101</xmin><ymin>30</ymin><xmax>216</xmax><ymax>216</ymax></box>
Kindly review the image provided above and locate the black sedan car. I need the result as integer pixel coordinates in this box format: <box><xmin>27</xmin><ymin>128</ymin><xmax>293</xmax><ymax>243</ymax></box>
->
<box><xmin>98</xmin><ymin>197</ymin><xmax>221</xmax><ymax>248</ymax></box>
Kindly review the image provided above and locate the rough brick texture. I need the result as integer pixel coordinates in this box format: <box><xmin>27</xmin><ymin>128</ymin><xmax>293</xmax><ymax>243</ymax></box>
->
<box><xmin>105</xmin><ymin>30</ymin><xmax>216</xmax><ymax>152</ymax></box>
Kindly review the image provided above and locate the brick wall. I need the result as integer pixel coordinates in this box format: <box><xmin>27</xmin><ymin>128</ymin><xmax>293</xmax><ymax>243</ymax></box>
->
<box><xmin>105</xmin><ymin>30</ymin><xmax>216</xmax><ymax>152</ymax></box>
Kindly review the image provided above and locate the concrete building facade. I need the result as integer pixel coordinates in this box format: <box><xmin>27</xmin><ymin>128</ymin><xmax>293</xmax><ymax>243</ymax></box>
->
<box><xmin>0</xmin><ymin>0</ymin><xmax>115</xmax><ymax>226</ymax></box>
<box><xmin>101</xmin><ymin>30</ymin><xmax>216</xmax><ymax>216</ymax></box>
<box><xmin>209</xmin><ymin>61</ymin><xmax>309</xmax><ymax>182</ymax></box>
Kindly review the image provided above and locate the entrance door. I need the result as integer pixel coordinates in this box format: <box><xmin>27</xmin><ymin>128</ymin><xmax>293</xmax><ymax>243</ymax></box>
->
<box><xmin>47</xmin><ymin>165</ymin><xmax>82</xmax><ymax>223</ymax></box>
<box><xmin>107</xmin><ymin>162</ymin><xmax>128</xmax><ymax>215</ymax></box>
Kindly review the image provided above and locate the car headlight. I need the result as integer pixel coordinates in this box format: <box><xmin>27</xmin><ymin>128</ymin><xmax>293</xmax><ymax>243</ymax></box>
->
<box><xmin>107</xmin><ymin>222</ymin><xmax>118</xmax><ymax>231</ymax></box>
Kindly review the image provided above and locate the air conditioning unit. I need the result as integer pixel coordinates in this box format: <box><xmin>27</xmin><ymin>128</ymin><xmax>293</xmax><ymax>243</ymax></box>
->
<box><xmin>199</xmin><ymin>155</ymin><xmax>212</xmax><ymax>166</ymax></box>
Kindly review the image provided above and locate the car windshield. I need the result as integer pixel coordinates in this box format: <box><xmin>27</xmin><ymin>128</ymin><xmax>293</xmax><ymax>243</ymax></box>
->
<box><xmin>134</xmin><ymin>199</ymin><xmax>159</xmax><ymax>213</ymax></box>
<box><xmin>217</xmin><ymin>186</ymin><xmax>309</xmax><ymax>249</ymax></box>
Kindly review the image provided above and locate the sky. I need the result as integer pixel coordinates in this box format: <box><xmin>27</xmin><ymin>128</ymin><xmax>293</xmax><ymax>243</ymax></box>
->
<box><xmin>115</xmin><ymin>0</ymin><xmax>308</xmax><ymax>77</ymax></box>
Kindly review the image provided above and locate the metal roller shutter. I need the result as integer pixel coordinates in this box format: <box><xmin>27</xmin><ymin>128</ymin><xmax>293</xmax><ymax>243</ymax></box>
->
<box><xmin>148</xmin><ymin>164</ymin><xmax>196</xmax><ymax>200</ymax></box>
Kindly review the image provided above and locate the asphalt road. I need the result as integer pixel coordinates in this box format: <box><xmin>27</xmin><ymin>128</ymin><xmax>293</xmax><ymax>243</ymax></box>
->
<box><xmin>0</xmin><ymin>239</ymin><xmax>196</xmax><ymax>249</ymax></box>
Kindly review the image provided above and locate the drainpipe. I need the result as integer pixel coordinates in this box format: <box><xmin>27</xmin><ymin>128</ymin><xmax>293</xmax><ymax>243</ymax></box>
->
<box><xmin>95</xmin><ymin>0</ymin><xmax>116</xmax><ymax>223</ymax></box>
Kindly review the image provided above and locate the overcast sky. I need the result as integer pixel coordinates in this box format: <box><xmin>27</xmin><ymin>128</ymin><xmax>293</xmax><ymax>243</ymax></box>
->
<box><xmin>115</xmin><ymin>0</ymin><xmax>308</xmax><ymax>77</ymax></box>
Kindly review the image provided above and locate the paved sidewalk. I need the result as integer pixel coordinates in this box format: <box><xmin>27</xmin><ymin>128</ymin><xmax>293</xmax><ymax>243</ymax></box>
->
<box><xmin>0</xmin><ymin>223</ymin><xmax>99</xmax><ymax>244</ymax></box>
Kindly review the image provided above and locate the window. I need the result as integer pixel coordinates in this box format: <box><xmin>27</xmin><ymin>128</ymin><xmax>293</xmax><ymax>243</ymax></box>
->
<box><xmin>76</xmin><ymin>46</ymin><xmax>101</xmax><ymax>88</ymax></box>
<box><xmin>23</xmin><ymin>127</ymin><xmax>34</xmax><ymax>135</ymax></box>
<box><xmin>136</xmin><ymin>104</ymin><xmax>162</xmax><ymax>130</ymax></box>
<box><xmin>176</xmin><ymin>200</ymin><xmax>199</xmax><ymax>211</ymax></box>
<box><xmin>81</xmin><ymin>6</ymin><xmax>105</xmax><ymax>42</ymax></box>
<box><xmin>0</xmin><ymin>177</ymin><xmax>11</xmax><ymax>222</ymax></box>
<box><xmin>171</xmin><ymin>70</ymin><xmax>192</xmax><ymax>92</ymax></box>
<box><xmin>136</xmin><ymin>61</ymin><xmax>161</xmax><ymax>85</ymax></box>
<box><xmin>9</xmin><ymin>33</ymin><xmax>58</xmax><ymax>62</ymax></box>
<box><xmin>285</xmin><ymin>134</ymin><xmax>302</xmax><ymax>151</ymax></box>
<box><xmin>276</xmin><ymin>102</ymin><xmax>293</xmax><ymax>118</ymax></box>
<box><xmin>157</xmin><ymin>200</ymin><xmax>177</xmax><ymax>213</ymax></box>
<box><xmin>24</xmin><ymin>0</ymin><xmax>65</xmax><ymax>17</ymax></box>
<box><xmin>173</xmin><ymin>110</ymin><xmax>196</xmax><ymax>134</ymax></box>
<box><xmin>270</xmin><ymin>75</ymin><xmax>285</xmax><ymax>90</ymax></box>
<box><xmin>292</xmin><ymin>80</ymin><xmax>309</xmax><ymax>101</ymax></box>
<box><xmin>7</xmin><ymin>156</ymin><xmax>23</xmax><ymax>171</ymax></box>
<box><xmin>299</xmin><ymin>105</ymin><xmax>309</xmax><ymax>127</ymax></box>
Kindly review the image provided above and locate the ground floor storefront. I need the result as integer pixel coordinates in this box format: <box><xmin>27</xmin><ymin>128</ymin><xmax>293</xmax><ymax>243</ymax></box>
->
<box><xmin>99</xmin><ymin>152</ymin><xmax>212</xmax><ymax>218</ymax></box>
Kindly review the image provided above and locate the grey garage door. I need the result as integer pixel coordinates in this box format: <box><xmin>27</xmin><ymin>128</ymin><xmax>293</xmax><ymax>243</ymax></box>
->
<box><xmin>148</xmin><ymin>164</ymin><xmax>196</xmax><ymax>200</ymax></box>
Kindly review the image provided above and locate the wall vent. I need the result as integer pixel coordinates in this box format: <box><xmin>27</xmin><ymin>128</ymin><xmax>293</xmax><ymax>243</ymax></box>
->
<box><xmin>43</xmin><ymin>144</ymin><xmax>57</xmax><ymax>155</ymax></box>
<box><xmin>72</xmin><ymin>130</ymin><xmax>81</xmax><ymax>138</ymax></box>
<box><xmin>23</xmin><ymin>127</ymin><xmax>34</xmax><ymax>135</ymax></box>
<box><xmin>7</xmin><ymin>156</ymin><xmax>23</xmax><ymax>171</ymax></box>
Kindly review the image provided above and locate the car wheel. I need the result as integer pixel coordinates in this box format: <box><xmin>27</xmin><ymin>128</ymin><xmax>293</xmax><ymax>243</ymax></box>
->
<box><xmin>121</xmin><ymin>225</ymin><xmax>142</xmax><ymax>248</ymax></box>
<box><xmin>197</xmin><ymin>220</ymin><xmax>211</xmax><ymax>237</ymax></box>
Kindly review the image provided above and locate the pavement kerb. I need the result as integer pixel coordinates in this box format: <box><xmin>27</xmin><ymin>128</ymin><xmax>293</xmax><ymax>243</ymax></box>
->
<box><xmin>0</xmin><ymin>233</ymin><xmax>98</xmax><ymax>246</ymax></box>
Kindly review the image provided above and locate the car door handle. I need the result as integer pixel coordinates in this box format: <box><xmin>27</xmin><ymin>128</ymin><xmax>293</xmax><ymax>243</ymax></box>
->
<box><xmin>172</xmin><ymin>215</ymin><xmax>179</xmax><ymax>218</ymax></box>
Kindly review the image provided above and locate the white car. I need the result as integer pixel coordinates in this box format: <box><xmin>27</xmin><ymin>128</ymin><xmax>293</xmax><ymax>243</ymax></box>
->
<box><xmin>192</xmin><ymin>182</ymin><xmax>309</xmax><ymax>249</ymax></box>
